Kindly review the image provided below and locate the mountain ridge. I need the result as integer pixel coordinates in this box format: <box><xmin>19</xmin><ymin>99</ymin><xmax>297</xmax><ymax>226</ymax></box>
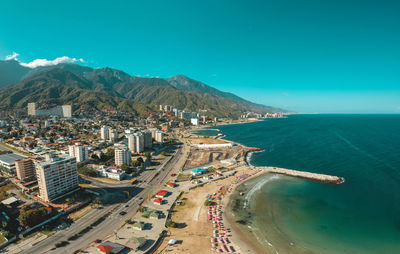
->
<box><xmin>0</xmin><ymin>60</ymin><xmax>285</xmax><ymax>117</ymax></box>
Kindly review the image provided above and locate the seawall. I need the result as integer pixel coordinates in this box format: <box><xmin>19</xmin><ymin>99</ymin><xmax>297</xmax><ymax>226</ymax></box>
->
<box><xmin>257</xmin><ymin>166</ymin><xmax>345</xmax><ymax>184</ymax></box>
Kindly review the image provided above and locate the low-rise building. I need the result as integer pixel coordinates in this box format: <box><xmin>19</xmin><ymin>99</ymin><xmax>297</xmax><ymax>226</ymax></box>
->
<box><xmin>0</xmin><ymin>153</ymin><xmax>25</xmax><ymax>175</ymax></box>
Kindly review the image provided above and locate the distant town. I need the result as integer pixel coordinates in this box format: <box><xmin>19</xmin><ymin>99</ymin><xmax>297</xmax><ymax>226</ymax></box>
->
<box><xmin>0</xmin><ymin>102</ymin><xmax>284</xmax><ymax>253</ymax></box>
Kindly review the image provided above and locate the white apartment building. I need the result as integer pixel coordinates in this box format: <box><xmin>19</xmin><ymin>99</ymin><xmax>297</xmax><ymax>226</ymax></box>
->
<box><xmin>100</xmin><ymin>126</ymin><xmax>110</xmax><ymax>140</ymax></box>
<box><xmin>108</xmin><ymin>129</ymin><xmax>118</xmax><ymax>143</ymax></box>
<box><xmin>155</xmin><ymin>131</ymin><xmax>164</xmax><ymax>143</ymax></box>
<box><xmin>191</xmin><ymin>118</ymin><xmax>199</xmax><ymax>126</ymax></box>
<box><xmin>35</xmin><ymin>155</ymin><xmax>79</xmax><ymax>202</ymax></box>
<box><xmin>115</xmin><ymin>147</ymin><xmax>131</xmax><ymax>166</ymax></box>
<box><xmin>128</xmin><ymin>134</ymin><xmax>137</xmax><ymax>154</ymax></box>
<box><xmin>68</xmin><ymin>143</ymin><xmax>89</xmax><ymax>162</ymax></box>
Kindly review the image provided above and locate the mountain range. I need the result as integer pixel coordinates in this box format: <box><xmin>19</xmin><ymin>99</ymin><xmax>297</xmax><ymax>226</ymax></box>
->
<box><xmin>0</xmin><ymin>60</ymin><xmax>284</xmax><ymax>118</ymax></box>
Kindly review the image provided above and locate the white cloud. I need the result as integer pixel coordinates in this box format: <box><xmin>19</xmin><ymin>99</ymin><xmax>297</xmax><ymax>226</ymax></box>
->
<box><xmin>282</xmin><ymin>92</ymin><xmax>289</xmax><ymax>97</ymax></box>
<box><xmin>20</xmin><ymin>56</ymin><xmax>84</xmax><ymax>68</ymax></box>
<box><xmin>5</xmin><ymin>52</ymin><xmax>19</xmax><ymax>61</ymax></box>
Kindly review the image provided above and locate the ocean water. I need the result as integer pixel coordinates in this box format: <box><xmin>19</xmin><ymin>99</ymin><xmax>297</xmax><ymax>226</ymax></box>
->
<box><xmin>217</xmin><ymin>115</ymin><xmax>400</xmax><ymax>253</ymax></box>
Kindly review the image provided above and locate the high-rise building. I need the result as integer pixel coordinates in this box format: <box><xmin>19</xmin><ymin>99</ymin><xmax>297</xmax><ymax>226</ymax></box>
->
<box><xmin>100</xmin><ymin>126</ymin><xmax>110</xmax><ymax>141</ymax></box>
<box><xmin>15</xmin><ymin>158</ymin><xmax>36</xmax><ymax>182</ymax></box>
<box><xmin>62</xmin><ymin>105</ymin><xmax>72</xmax><ymax>118</ymax></box>
<box><xmin>68</xmin><ymin>143</ymin><xmax>89</xmax><ymax>162</ymax></box>
<box><xmin>134</xmin><ymin>132</ymin><xmax>144</xmax><ymax>153</ymax></box>
<box><xmin>115</xmin><ymin>147</ymin><xmax>131</xmax><ymax>166</ymax></box>
<box><xmin>155</xmin><ymin>131</ymin><xmax>164</xmax><ymax>143</ymax></box>
<box><xmin>27</xmin><ymin>103</ymin><xmax>36</xmax><ymax>116</ymax></box>
<box><xmin>143</xmin><ymin>131</ymin><xmax>152</xmax><ymax>149</ymax></box>
<box><xmin>35</xmin><ymin>155</ymin><xmax>79</xmax><ymax>202</ymax></box>
<box><xmin>128</xmin><ymin>134</ymin><xmax>137</xmax><ymax>154</ymax></box>
<box><xmin>108</xmin><ymin>129</ymin><xmax>118</xmax><ymax>143</ymax></box>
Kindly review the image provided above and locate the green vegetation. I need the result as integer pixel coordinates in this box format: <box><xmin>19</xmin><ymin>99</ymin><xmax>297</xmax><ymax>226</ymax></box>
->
<box><xmin>19</xmin><ymin>206</ymin><xmax>48</xmax><ymax>227</ymax></box>
<box><xmin>77</xmin><ymin>166</ymin><xmax>97</xmax><ymax>177</ymax></box>
<box><xmin>0</xmin><ymin>65</ymin><xmax>282</xmax><ymax>118</ymax></box>
<box><xmin>165</xmin><ymin>219</ymin><xmax>177</xmax><ymax>228</ymax></box>
<box><xmin>204</xmin><ymin>200</ymin><xmax>213</xmax><ymax>206</ymax></box>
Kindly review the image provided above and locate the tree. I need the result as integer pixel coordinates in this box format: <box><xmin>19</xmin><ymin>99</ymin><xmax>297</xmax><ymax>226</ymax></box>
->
<box><xmin>78</xmin><ymin>166</ymin><xmax>98</xmax><ymax>177</ymax></box>
<box><xmin>19</xmin><ymin>207</ymin><xmax>48</xmax><ymax>227</ymax></box>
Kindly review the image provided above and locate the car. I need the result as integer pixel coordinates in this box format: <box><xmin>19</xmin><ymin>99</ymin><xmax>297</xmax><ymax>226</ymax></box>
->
<box><xmin>139</xmin><ymin>197</ymin><xmax>143</xmax><ymax>200</ymax></box>
<box><xmin>171</xmin><ymin>173</ymin><xmax>176</xmax><ymax>176</ymax></box>
<box><xmin>119</xmin><ymin>211</ymin><xmax>127</xmax><ymax>216</ymax></box>
<box><xmin>124</xmin><ymin>204</ymin><xmax>129</xmax><ymax>208</ymax></box>
<box><xmin>97</xmin><ymin>206</ymin><xmax>103</xmax><ymax>209</ymax></box>
<box><xmin>93</xmin><ymin>239</ymin><xmax>101</xmax><ymax>243</ymax></box>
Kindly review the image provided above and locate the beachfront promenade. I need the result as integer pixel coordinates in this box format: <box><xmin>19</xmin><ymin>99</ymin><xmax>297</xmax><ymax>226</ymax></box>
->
<box><xmin>257</xmin><ymin>166</ymin><xmax>345</xmax><ymax>184</ymax></box>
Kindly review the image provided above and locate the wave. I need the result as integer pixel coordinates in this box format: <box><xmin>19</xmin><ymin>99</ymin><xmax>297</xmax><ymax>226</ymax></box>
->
<box><xmin>245</xmin><ymin>174</ymin><xmax>281</xmax><ymax>208</ymax></box>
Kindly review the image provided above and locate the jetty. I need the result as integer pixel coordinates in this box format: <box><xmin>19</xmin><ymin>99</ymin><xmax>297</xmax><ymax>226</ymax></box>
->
<box><xmin>257</xmin><ymin>167</ymin><xmax>345</xmax><ymax>184</ymax></box>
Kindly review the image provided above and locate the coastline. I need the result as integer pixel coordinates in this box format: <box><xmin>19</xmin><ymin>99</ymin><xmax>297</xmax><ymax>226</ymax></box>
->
<box><xmin>197</xmin><ymin>122</ymin><xmax>342</xmax><ymax>254</ymax></box>
<box><xmin>185</xmin><ymin>120</ymin><xmax>344</xmax><ymax>254</ymax></box>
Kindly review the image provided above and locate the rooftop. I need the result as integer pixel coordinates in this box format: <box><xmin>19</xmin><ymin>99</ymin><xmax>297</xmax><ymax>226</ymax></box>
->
<box><xmin>0</xmin><ymin>153</ymin><xmax>24</xmax><ymax>165</ymax></box>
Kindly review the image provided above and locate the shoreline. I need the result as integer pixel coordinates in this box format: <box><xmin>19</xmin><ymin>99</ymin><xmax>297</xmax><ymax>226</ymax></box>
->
<box><xmin>186</xmin><ymin>122</ymin><xmax>344</xmax><ymax>254</ymax></box>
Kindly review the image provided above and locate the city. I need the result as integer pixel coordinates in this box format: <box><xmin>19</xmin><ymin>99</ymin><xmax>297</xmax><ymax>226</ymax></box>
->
<box><xmin>0</xmin><ymin>102</ymin><xmax>276</xmax><ymax>253</ymax></box>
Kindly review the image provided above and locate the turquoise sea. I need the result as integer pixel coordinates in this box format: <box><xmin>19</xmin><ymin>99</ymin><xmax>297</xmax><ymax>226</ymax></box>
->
<box><xmin>208</xmin><ymin>115</ymin><xmax>400</xmax><ymax>253</ymax></box>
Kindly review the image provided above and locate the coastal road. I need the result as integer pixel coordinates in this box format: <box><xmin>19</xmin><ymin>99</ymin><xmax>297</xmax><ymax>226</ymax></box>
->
<box><xmin>20</xmin><ymin>137</ymin><xmax>187</xmax><ymax>254</ymax></box>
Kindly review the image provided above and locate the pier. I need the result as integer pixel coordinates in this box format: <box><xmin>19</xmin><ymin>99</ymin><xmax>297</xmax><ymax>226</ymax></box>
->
<box><xmin>257</xmin><ymin>167</ymin><xmax>345</xmax><ymax>184</ymax></box>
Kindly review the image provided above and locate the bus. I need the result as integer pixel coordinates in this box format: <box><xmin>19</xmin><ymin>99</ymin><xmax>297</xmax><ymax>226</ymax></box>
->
<box><xmin>130</xmin><ymin>178</ymin><xmax>137</xmax><ymax>184</ymax></box>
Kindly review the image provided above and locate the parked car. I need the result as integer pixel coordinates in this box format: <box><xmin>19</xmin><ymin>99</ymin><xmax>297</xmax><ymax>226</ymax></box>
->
<box><xmin>119</xmin><ymin>211</ymin><xmax>127</xmax><ymax>216</ymax></box>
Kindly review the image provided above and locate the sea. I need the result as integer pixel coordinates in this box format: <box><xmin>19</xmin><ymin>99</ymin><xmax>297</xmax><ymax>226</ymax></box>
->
<box><xmin>199</xmin><ymin>114</ymin><xmax>400</xmax><ymax>254</ymax></box>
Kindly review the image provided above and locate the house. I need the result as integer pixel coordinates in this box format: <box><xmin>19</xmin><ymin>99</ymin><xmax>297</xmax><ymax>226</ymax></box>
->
<box><xmin>153</xmin><ymin>198</ymin><xmax>163</xmax><ymax>205</ymax></box>
<box><xmin>166</xmin><ymin>182</ymin><xmax>176</xmax><ymax>188</ymax></box>
<box><xmin>156</xmin><ymin>189</ymin><xmax>168</xmax><ymax>198</ymax></box>
<box><xmin>130</xmin><ymin>236</ymin><xmax>147</xmax><ymax>250</ymax></box>
<box><xmin>1</xmin><ymin>197</ymin><xmax>19</xmax><ymax>207</ymax></box>
<box><xmin>97</xmin><ymin>241</ymin><xmax>126</xmax><ymax>254</ymax></box>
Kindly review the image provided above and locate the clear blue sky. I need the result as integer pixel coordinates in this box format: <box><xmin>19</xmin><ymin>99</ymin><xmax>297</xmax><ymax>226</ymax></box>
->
<box><xmin>1</xmin><ymin>0</ymin><xmax>399</xmax><ymax>113</ymax></box>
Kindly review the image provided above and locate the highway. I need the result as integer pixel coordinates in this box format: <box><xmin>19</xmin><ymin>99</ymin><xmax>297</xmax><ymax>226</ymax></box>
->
<box><xmin>19</xmin><ymin>137</ymin><xmax>188</xmax><ymax>254</ymax></box>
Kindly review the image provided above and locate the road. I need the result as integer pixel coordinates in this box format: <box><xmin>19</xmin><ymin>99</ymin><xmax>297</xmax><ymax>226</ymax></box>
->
<box><xmin>20</xmin><ymin>137</ymin><xmax>188</xmax><ymax>254</ymax></box>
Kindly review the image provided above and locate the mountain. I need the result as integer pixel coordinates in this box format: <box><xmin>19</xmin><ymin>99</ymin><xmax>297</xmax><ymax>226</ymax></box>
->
<box><xmin>0</xmin><ymin>60</ymin><xmax>30</xmax><ymax>87</ymax></box>
<box><xmin>0</xmin><ymin>60</ymin><xmax>284</xmax><ymax>117</ymax></box>
<box><xmin>0</xmin><ymin>68</ymin><xmax>154</xmax><ymax>116</ymax></box>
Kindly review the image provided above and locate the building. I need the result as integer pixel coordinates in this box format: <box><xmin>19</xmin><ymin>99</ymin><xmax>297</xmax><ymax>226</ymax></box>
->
<box><xmin>156</xmin><ymin>189</ymin><xmax>168</xmax><ymax>198</ymax></box>
<box><xmin>191</xmin><ymin>118</ymin><xmax>199</xmax><ymax>126</ymax></box>
<box><xmin>94</xmin><ymin>165</ymin><xmax>127</xmax><ymax>181</ymax></box>
<box><xmin>154</xmin><ymin>131</ymin><xmax>164</xmax><ymax>143</ymax></box>
<box><xmin>35</xmin><ymin>155</ymin><xmax>79</xmax><ymax>202</ymax></box>
<box><xmin>128</xmin><ymin>134</ymin><xmax>137</xmax><ymax>154</ymax></box>
<box><xmin>108</xmin><ymin>129</ymin><xmax>118</xmax><ymax>143</ymax></box>
<box><xmin>28</xmin><ymin>103</ymin><xmax>36</xmax><ymax>116</ymax></box>
<box><xmin>0</xmin><ymin>153</ymin><xmax>25</xmax><ymax>175</ymax></box>
<box><xmin>100</xmin><ymin>126</ymin><xmax>110</xmax><ymax>141</ymax></box>
<box><xmin>115</xmin><ymin>147</ymin><xmax>131</xmax><ymax>166</ymax></box>
<box><xmin>27</xmin><ymin>103</ymin><xmax>72</xmax><ymax>117</ymax></box>
<box><xmin>134</xmin><ymin>132</ymin><xmax>144</xmax><ymax>153</ymax></box>
<box><xmin>191</xmin><ymin>168</ymin><xmax>207</xmax><ymax>176</ymax></box>
<box><xmin>61</xmin><ymin>105</ymin><xmax>72</xmax><ymax>118</ymax></box>
<box><xmin>143</xmin><ymin>131</ymin><xmax>152</xmax><ymax>149</ymax></box>
<box><xmin>15</xmin><ymin>158</ymin><xmax>36</xmax><ymax>182</ymax></box>
<box><xmin>96</xmin><ymin>241</ymin><xmax>126</xmax><ymax>254</ymax></box>
<box><xmin>68</xmin><ymin>143</ymin><xmax>89</xmax><ymax>162</ymax></box>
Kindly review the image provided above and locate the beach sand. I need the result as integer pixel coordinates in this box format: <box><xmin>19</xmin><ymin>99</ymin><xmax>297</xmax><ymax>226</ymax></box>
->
<box><xmin>158</xmin><ymin>165</ymin><xmax>266</xmax><ymax>253</ymax></box>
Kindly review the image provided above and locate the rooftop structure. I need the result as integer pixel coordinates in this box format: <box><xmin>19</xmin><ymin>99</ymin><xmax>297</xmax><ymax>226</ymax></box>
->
<box><xmin>0</xmin><ymin>153</ymin><xmax>25</xmax><ymax>175</ymax></box>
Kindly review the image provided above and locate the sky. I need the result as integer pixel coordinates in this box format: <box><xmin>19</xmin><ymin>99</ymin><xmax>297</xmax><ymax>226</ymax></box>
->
<box><xmin>0</xmin><ymin>0</ymin><xmax>399</xmax><ymax>113</ymax></box>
